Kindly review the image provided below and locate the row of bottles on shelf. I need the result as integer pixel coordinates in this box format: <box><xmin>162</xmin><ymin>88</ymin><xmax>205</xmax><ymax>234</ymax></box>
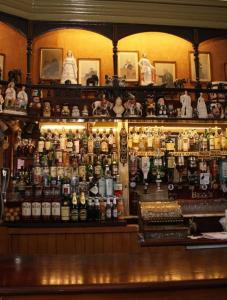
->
<box><xmin>6</xmin><ymin>171</ymin><xmax>124</xmax><ymax>222</ymax></box>
<box><xmin>129</xmin><ymin>155</ymin><xmax>227</xmax><ymax>196</ymax></box>
<box><xmin>16</xmin><ymin>127</ymin><xmax>117</xmax><ymax>158</ymax></box>
<box><xmin>128</xmin><ymin>127</ymin><xmax>227</xmax><ymax>152</ymax></box>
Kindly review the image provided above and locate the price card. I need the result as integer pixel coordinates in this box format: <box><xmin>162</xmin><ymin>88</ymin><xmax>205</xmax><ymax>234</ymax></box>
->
<box><xmin>200</xmin><ymin>173</ymin><xmax>210</xmax><ymax>185</ymax></box>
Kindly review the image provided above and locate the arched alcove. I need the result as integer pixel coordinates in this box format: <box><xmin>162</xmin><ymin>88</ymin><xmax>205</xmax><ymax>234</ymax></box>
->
<box><xmin>32</xmin><ymin>28</ymin><xmax>113</xmax><ymax>84</ymax></box>
<box><xmin>118</xmin><ymin>32</ymin><xmax>193</xmax><ymax>81</ymax></box>
<box><xmin>0</xmin><ymin>21</ymin><xmax>26</xmax><ymax>82</ymax></box>
<box><xmin>200</xmin><ymin>37</ymin><xmax>227</xmax><ymax>81</ymax></box>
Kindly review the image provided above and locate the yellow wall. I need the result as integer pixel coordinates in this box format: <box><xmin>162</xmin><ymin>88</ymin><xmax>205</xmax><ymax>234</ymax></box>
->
<box><xmin>32</xmin><ymin>29</ymin><xmax>113</xmax><ymax>84</ymax></box>
<box><xmin>118</xmin><ymin>32</ymin><xmax>194</xmax><ymax>82</ymax></box>
<box><xmin>0</xmin><ymin>22</ymin><xmax>27</xmax><ymax>82</ymax></box>
<box><xmin>200</xmin><ymin>38</ymin><xmax>227</xmax><ymax>81</ymax></box>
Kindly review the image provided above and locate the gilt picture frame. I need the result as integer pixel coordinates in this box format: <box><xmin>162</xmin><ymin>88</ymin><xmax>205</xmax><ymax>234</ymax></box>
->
<box><xmin>118</xmin><ymin>51</ymin><xmax>139</xmax><ymax>82</ymax></box>
<box><xmin>154</xmin><ymin>61</ymin><xmax>176</xmax><ymax>87</ymax></box>
<box><xmin>0</xmin><ymin>53</ymin><xmax>5</xmax><ymax>81</ymax></box>
<box><xmin>189</xmin><ymin>52</ymin><xmax>211</xmax><ymax>82</ymax></box>
<box><xmin>78</xmin><ymin>59</ymin><xmax>101</xmax><ymax>86</ymax></box>
<box><xmin>40</xmin><ymin>48</ymin><xmax>63</xmax><ymax>80</ymax></box>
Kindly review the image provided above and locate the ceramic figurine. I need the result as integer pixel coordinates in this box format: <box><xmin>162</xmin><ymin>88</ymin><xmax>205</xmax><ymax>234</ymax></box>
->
<box><xmin>197</xmin><ymin>92</ymin><xmax>208</xmax><ymax>119</ymax></box>
<box><xmin>138</xmin><ymin>54</ymin><xmax>156</xmax><ymax>86</ymax></box>
<box><xmin>72</xmin><ymin>105</ymin><xmax>80</xmax><ymax>117</ymax></box>
<box><xmin>209</xmin><ymin>103</ymin><xmax>224</xmax><ymax>119</ymax></box>
<box><xmin>124</xmin><ymin>93</ymin><xmax>142</xmax><ymax>117</ymax></box>
<box><xmin>113</xmin><ymin>97</ymin><xmax>125</xmax><ymax>117</ymax></box>
<box><xmin>42</xmin><ymin>100</ymin><xmax>51</xmax><ymax>118</ymax></box>
<box><xmin>61</xmin><ymin>103</ymin><xmax>70</xmax><ymax>116</ymax></box>
<box><xmin>145</xmin><ymin>95</ymin><xmax>156</xmax><ymax>117</ymax></box>
<box><xmin>82</xmin><ymin>105</ymin><xmax>89</xmax><ymax>117</ymax></box>
<box><xmin>0</xmin><ymin>87</ymin><xmax>4</xmax><ymax>113</ymax></box>
<box><xmin>16</xmin><ymin>86</ymin><xmax>28</xmax><ymax>112</ymax></box>
<box><xmin>4</xmin><ymin>81</ymin><xmax>16</xmax><ymax>109</ymax></box>
<box><xmin>92</xmin><ymin>94</ymin><xmax>113</xmax><ymax>116</ymax></box>
<box><xmin>29</xmin><ymin>89</ymin><xmax>42</xmax><ymax>116</ymax></box>
<box><xmin>180</xmin><ymin>91</ymin><xmax>192</xmax><ymax>118</ymax></box>
<box><xmin>61</xmin><ymin>50</ymin><xmax>77</xmax><ymax>84</ymax></box>
<box><xmin>156</xmin><ymin>97</ymin><xmax>167</xmax><ymax>117</ymax></box>
<box><xmin>53</xmin><ymin>104</ymin><xmax>61</xmax><ymax>117</ymax></box>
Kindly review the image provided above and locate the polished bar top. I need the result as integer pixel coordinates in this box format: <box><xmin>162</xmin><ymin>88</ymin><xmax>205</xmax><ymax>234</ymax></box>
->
<box><xmin>1</xmin><ymin>250</ymin><xmax>227</xmax><ymax>296</ymax></box>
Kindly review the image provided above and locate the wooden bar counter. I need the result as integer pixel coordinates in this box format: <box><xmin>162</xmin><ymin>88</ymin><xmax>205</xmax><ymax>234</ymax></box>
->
<box><xmin>1</xmin><ymin>249</ymin><xmax>227</xmax><ymax>300</ymax></box>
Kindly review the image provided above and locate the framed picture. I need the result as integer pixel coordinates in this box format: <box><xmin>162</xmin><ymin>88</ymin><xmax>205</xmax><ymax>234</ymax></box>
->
<box><xmin>189</xmin><ymin>52</ymin><xmax>211</xmax><ymax>82</ymax></box>
<box><xmin>224</xmin><ymin>63</ymin><xmax>227</xmax><ymax>81</ymax></box>
<box><xmin>40</xmin><ymin>48</ymin><xmax>63</xmax><ymax>80</ymax></box>
<box><xmin>0</xmin><ymin>53</ymin><xmax>5</xmax><ymax>80</ymax></box>
<box><xmin>118</xmin><ymin>51</ymin><xmax>139</xmax><ymax>82</ymax></box>
<box><xmin>78</xmin><ymin>59</ymin><xmax>100</xmax><ymax>86</ymax></box>
<box><xmin>154</xmin><ymin>61</ymin><xmax>176</xmax><ymax>87</ymax></box>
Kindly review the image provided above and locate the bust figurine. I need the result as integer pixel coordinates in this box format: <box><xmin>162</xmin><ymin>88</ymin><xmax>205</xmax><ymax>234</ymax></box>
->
<box><xmin>17</xmin><ymin>86</ymin><xmax>28</xmax><ymax>111</ymax></box>
<box><xmin>157</xmin><ymin>97</ymin><xmax>167</xmax><ymax>117</ymax></box>
<box><xmin>113</xmin><ymin>97</ymin><xmax>125</xmax><ymax>117</ymax></box>
<box><xmin>0</xmin><ymin>87</ymin><xmax>4</xmax><ymax>112</ymax></box>
<box><xmin>61</xmin><ymin>103</ymin><xmax>70</xmax><ymax>116</ymax></box>
<box><xmin>146</xmin><ymin>95</ymin><xmax>156</xmax><ymax>117</ymax></box>
<box><xmin>29</xmin><ymin>89</ymin><xmax>41</xmax><ymax>116</ymax></box>
<box><xmin>197</xmin><ymin>92</ymin><xmax>208</xmax><ymax>119</ymax></box>
<box><xmin>124</xmin><ymin>93</ymin><xmax>142</xmax><ymax>117</ymax></box>
<box><xmin>180</xmin><ymin>91</ymin><xmax>192</xmax><ymax>118</ymax></box>
<box><xmin>4</xmin><ymin>81</ymin><xmax>16</xmax><ymax>109</ymax></box>
<box><xmin>61</xmin><ymin>50</ymin><xmax>77</xmax><ymax>84</ymax></box>
<box><xmin>42</xmin><ymin>101</ymin><xmax>51</xmax><ymax>118</ymax></box>
<box><xmin>72</xmin><ymin>105</ymin><xmax>80</xmax><ymax>117</ymax></box>
<box><xmin>82</xmin><ymin>105</ymin><xmax>89</xmax><ymax>117</ymax></box>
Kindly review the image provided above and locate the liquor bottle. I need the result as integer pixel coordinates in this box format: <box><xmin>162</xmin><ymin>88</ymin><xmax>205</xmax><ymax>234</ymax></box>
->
<box><xmin>71</xmin><ymin>191</ymin><xmax>79</xmax><ymax>222</ymax></box>
<box><xmin>214</xmin><ymin>129</ymin><xmax>221</xmax><ymax>150</ymax></box>
<box><xmin>81</xmin><ymin>128</ymin><xmax>88</xmax><ymax>152</ymax></box>
<box><xmin>220</xmin><ymin>130</ymin><xmax>226</xmax><ymax>151</ymax></box>
<box><xmin>78</xmin><ymin>155</ymin><xmax>86</xmax><ymax>181</ymax></box>
<box><xmin>117</xmin><ymin>197</ymin><xmax>124</xmax><ymax>220</ymax></box>
<box><xmin>147</xmin><ymin>128</ymin><xmax>154</xmax><ymax>151</ymax></box>
<box><xmin>114</xmin><ymin>175</ymin><xmax>123</xmax><ymax>198</ymax></box>
<box><xmin>79</xmin><ymin>191</ymin><xmax>87</xmax><ymax>221</ymax></box>
<box><xmin>61</xmin><ymin>195</ymin><xmax>70</xmax><ymax>222</ymax></box>
<box><xmin>100</xmin><ymin>130</ymin><xmax>109</xmax><ymax>154</ymax></box>
<box><xmin>31</xmin><ymin>186</ymin><xmax>42</xmax><ymax>222</ymax></box>
<box><xmin>108</xmin><ymin>128</ymin><xmax>115</xmax><ymax>153</ymax></box>
<box><xmin>94</xmin><ymin>129</ymin><xmax>101</xmax><ymax>155</ymax></box>
<box><xmin>112</xmin><ymin>197</ymin><xmax>118</xmax><ymax>220</ymax></box>
<box><xmin>42</xmin><ymin>186</ymin><xmax>51</xmax><ymax>221</ymax></box>
<box><xmin>98</xmin><ymin>175</ymin><xmax>106</xmax><ymax>197</ymax></box>
<box><xmin>33</xmin><ymin>152</ymin><xmax>42</xmax><ymax>185</ymax></box>
<box><xmin>94</xmin><ymin>156</ymin><xmax>102</xmax><ymax>179</ymax></box>
<box><xmin>94</xmin><ymin>198</ymin><xmax>100</xmax><ymax>221</ymax></box>
<box><xmin>87</xmin><ymin>131</ymin><xmax>94</xmax><ymax>154</ymax></box>
<box><xmin>22</xmin><ymin>187</ymin><xmax>32</xmax><ymax>221</ymax></box>
<box><xmin>99</xmin><ymin>198</ymin><xmax>106</xmax><ymax>221</ymax></box>
<box><xmin>87</xmin><ymin>197</ymin><xmax>94</xmax><ymax>221</ymax></box>
<box><xmin>111</xmin><ymin>152</ymin><xmax>119</xmax><ymax>178</ymax></box>
<box><xmin>208</xmin><ymin>129</ymin><xmax>215</xmax><ymax>151</ymax></box>
<box><xmin>105</xmin><ymin>171</ymin><xmax>114</xmax><ymax>197</ymax></box>
<box><xmin>105</xmin><ymin>197</ymin><xmax>112</xmax><ymax>220</ymax></box>
<box><xmin>73</xmin><ymin>130</ymin><xmax>80</xmax><ymax>154</ymax></box>
<box><xmin>51</xmin><ymin>187</ymin><xmax>61</xmax><ymax>221</ymax></box>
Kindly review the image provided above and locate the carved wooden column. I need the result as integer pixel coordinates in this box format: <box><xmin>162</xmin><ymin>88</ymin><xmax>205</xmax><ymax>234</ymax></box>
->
<box><xmin>193</xmin><ymin>29</ymin><xmax>201</xmax><ymax>88</ymax></box>
<box><xmin>112</xmin><ymin>24</ymin><xmax>118</xmax><ymax>76</ymax></box>
<box><xmin>26</xmin><ymin>21</ymin><xmax>33</xmax><ymax>85</ymax></box>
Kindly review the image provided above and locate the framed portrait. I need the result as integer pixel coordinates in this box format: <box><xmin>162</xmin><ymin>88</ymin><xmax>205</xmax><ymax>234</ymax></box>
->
<box><xmin>224</xmin><ymin>63</ymin><xmax>227</xmax><ymax>81</ymax></box>
<box><xmin>0</xmin><ymin>53</ymin><xmax>5</xmax><ymax>80</ymax></box>
<box><xmin>189</xmin><ymin>52</ymin><xmax>211</xmax><ymax>82</ymax></box>
<box><xmin>40</xmin><ymin>48</ymin><xmax>63</xmax><ymax>80</ymax></box>
<box><xmin>154</xmin><ymin>61</ymin><xmax>176</xmax><ymax>87</ymax></box>
<box><xmin>78</xmin><ymin>59</ymin><xmax>101</xmax><ymax>86</ymax></box>
<box><xmin>118</xmin><ymin>51</ymin><xmax>139</xmax><ymax>82</ymax></box>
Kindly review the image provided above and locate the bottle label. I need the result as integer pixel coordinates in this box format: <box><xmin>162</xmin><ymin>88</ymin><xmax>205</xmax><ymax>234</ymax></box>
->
<box><xmin>106</xmin><ymin>208</ymin><xmax>112</xmax><ymax>219</ymax></box>
<box><xmin>52</xmin><ymin>202</ymin><xmax>61</xmax><ymax>216</ymax></box>
<box><xmin>45</xmin><ymin>141</ymin><xmax>51</xmax><ymax>151</ymax></box>
<box><xmin>79</xmin><ymin>165</ymin><xmax>86</xmax><ymax>178</ymax></box>
<box><xmin>42</xmin><ymin>202</ymin><xmax>51</xmax><ymax>216</ymax></box>
<box><xmin>71</xmin><ymin>209</ymin><xmax>79</xmax><ymax>221</ymax></box>
<box><xmin>38</xmin><ymin>141</ymin><xmax>44</xmax><ymax>153</ymax></box>
<box><xmin>98</xmin><ymin>178</ymin><xmax>106</xmax><ymax>196</ymax></box>
<box><xmin>113</xmin><ymin>208</ymin><xmax>118</xmax><ymax>219</ymax></box>
<box><xmin>74</xmin><ymin>140</ymin><xmax>80</xmax><ymax>154</ymax></box>
<box><xmin>79</xmin><ymin>208</ymin><xmax>87</xmax><ymax>221</ymax></box>
<box><xmin>106</xmin><ymin>178</ymin><xmax>113</xmax><ymax>196</ymax></box>
<box><xmin>62</xmin><ymin>184</ymin><xmax>70</xmax><ymax>195</ymax></box>
<box><xmin>22</xmin><ymin>202</ymin><xmax>31</xmax><ymax>217</ymax></box>
<box><xmin>32</xmin><ymin>202</ymin><xmax>41</xmax><ymax>217</ymax></box>
<box><xmin>56</xmin><ymin>151</ymin><xmax>63</xmax><ymax>163</ymax></box>
<box><xmin>61</xmin><ymin>206</ymin><xmax>70</xmax><ymax>221</ymax></box>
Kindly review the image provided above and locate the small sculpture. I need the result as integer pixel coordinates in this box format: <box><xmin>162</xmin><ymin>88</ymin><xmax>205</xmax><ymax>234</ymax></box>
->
<box><xmin>82</xmin><ymin>105</ymin><xmax>89</xmax><ymax>117</ymax></box>
<box><xmin>4</xmin><ymin>81</ymin><xmax>16</xmax><ymax>109</ymax></box>
<box><xmin>16</xmin><ymin>86</ymin><xmax>28</xmax><ymax>112</ymax></box>
<box><xmin>180</xmin><ymin>91</ymin><xmax>193</xmax><ymax>118</ymax></box>
<box><xmin>92</xmin><ymin>94</ymin><xmax>113</xmax><ymax>116</ymax></box>
<box><xmin>156</xmin><ymin>97</ymin><xmax>167</xmax><ymax>117</ymax></box>
<box><xmin>52</xmin><ymin>104</ymin><xmax>61</xmax><ymax>117</ymax></box>
<box><xmin>61</xmin><ymin>50</ymin><xmax>77</xmax><ymax>84</ymax></box>
<box><xmin>42</xmin><ymin>100</ymin><xmax>51</xmax><ymax>118</ymax></box>
<box><xmin>113</xmin><ymin>97</ymin><xmax>125</xmax><ymax>117</ymax></box>
<box><xmin>124</xmin><ymin>93</ymin><xmax>142</xmax><ymax>117</ymax></box>
<box><xmin>29</xmin><ymin>89</ymin><xmax>42</xmax><ymax>116</ymax></box>
<box><xmin>86</xmin><ymin>74</ymin><xmax>99</xmax><ymax>86</ymax></box>
<box><xmin>145</xmin><ymin>95</ymin><xmax>156</xmax><ymax>117</ymax></box>
<box><xmin>138</xmin><ymin>54</ymin><xmax>156</xmax><ymax>86</ymax></box>
<box><xmin>197</xmin><ymin>92</ymin><xmax>208</xmax><ymax>119</ymax></box>
<box><xmin>209</xmin><ymin>103</ymin><xmax>224</xmax><ymax>119</ymax></box>
<box><xmin>72</xmin><ymin>105</ymin><xmax>80</xmax><ymax>117</ymax></box>
<box><xmin>61</xmin><ymin>103</ymin><xmax>70</xmax><ymax>116</ymax></box>
<box><xmin>0</xmin><ymin>87</ymin><xmax>4</xmax><ymax>113</ymax></box>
